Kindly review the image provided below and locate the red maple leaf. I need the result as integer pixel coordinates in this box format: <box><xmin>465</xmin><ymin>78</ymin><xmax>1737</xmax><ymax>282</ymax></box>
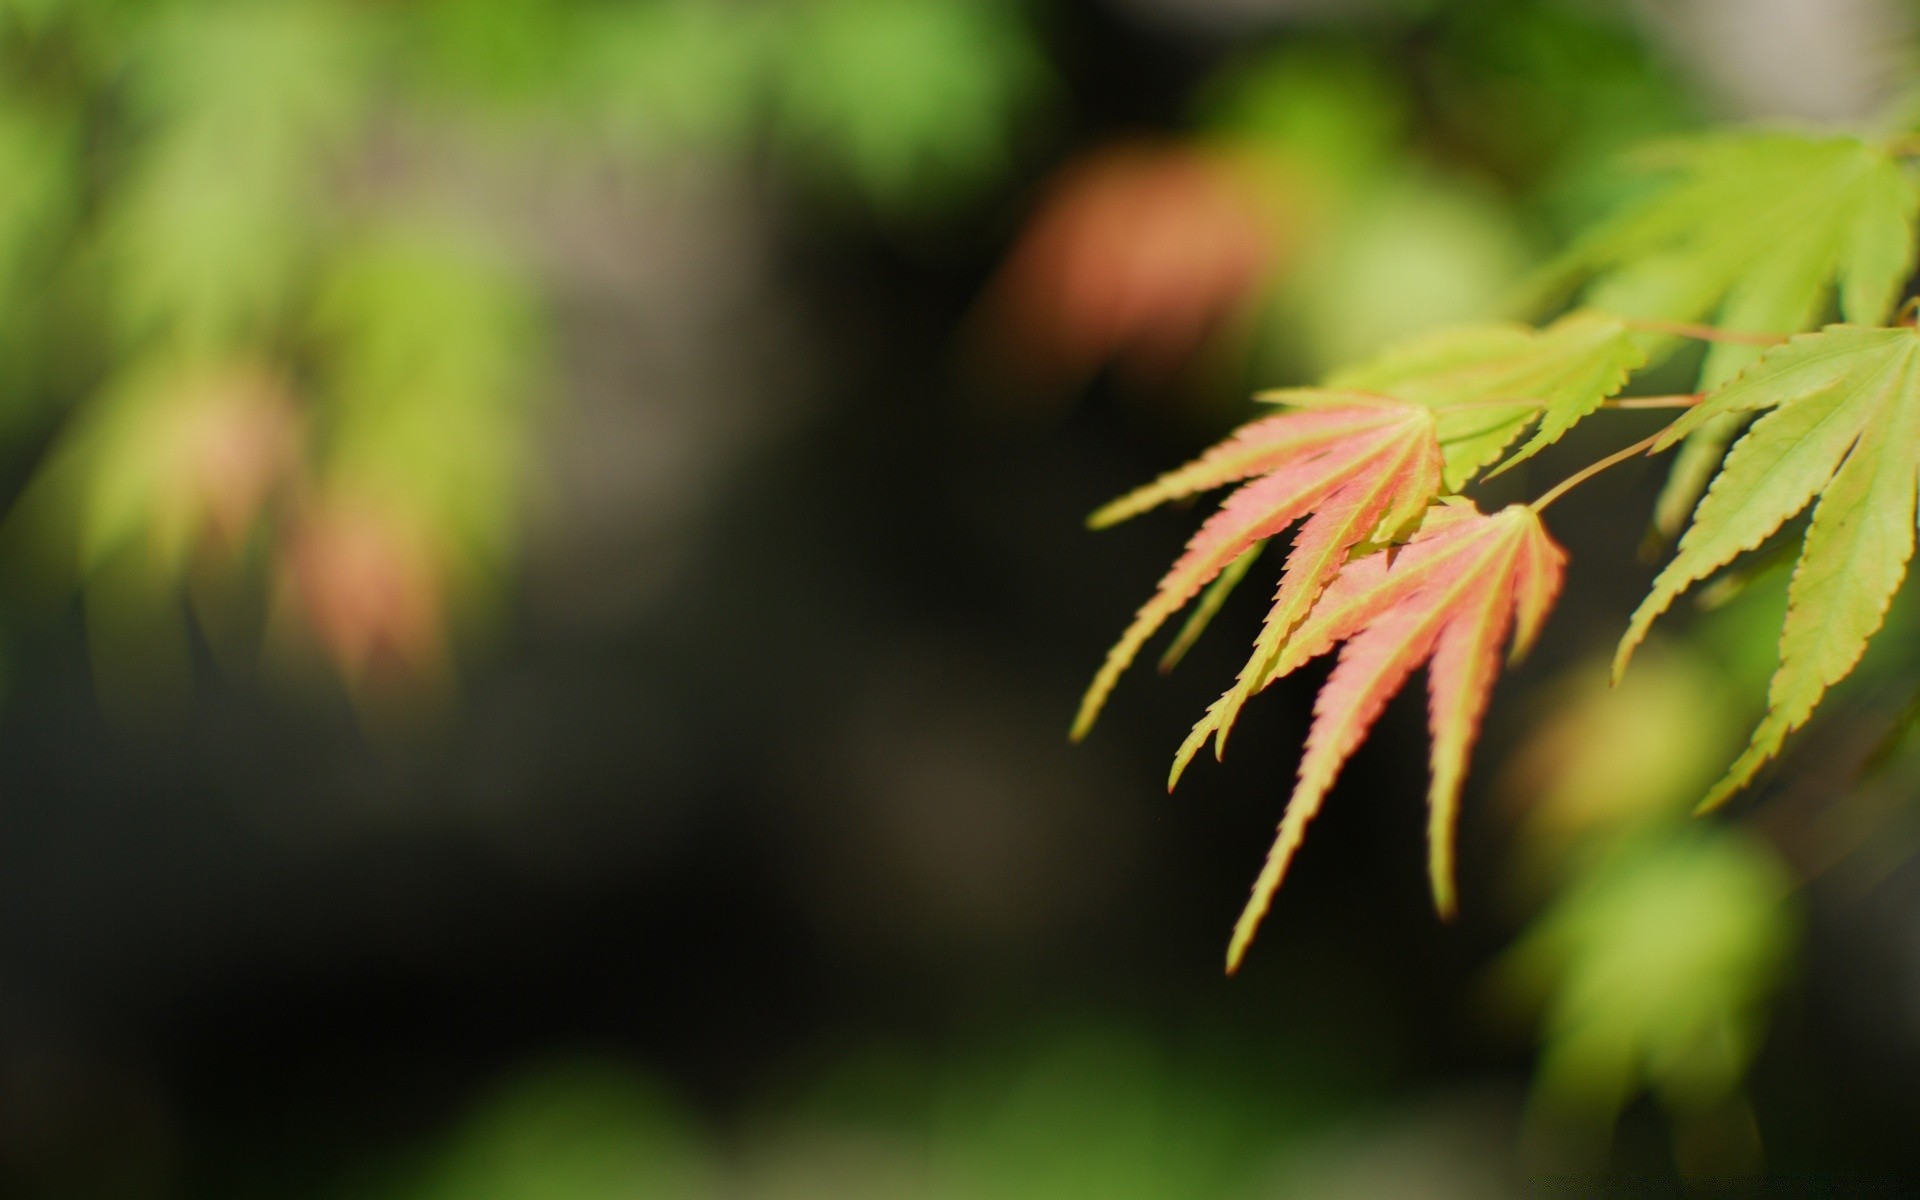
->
<box><xmin>1072</xmin><ymin>399</ymin><xmax>1444</xmax><ymax>740</ymax></box>
<box><xmin>1214</xmin><ymin>501</ymin><xmax>1565</xmax><ymax>971</ymax></box>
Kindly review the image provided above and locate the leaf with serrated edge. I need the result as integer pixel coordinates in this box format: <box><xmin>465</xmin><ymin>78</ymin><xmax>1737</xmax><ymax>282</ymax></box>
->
<box><xmin>1319</xmin><ymin>311</ymin><xmax>1642</xmax><ymax>489</ymax></box>
<box><xmin>1170</xmin><ymin>501</ymin><xmax>1480</xmax><ymax>787</ymax></box>
<box><xmin>1073</xmin><ymin>404</ymin><xmax>1440</xmax><ymax>740</ymax></box>
<box><xmin>1194</xmin><ymin>420</ymin><xmax>1442</xmax><ymax>763</ymax></box>
<box><xmin>1222</xmin><ymin>504</ymin><xmax>1564</xmax><ymax>971</ymax></box>
<box><xmin>1088</xmin><ymin>405</ymin><xmax>1402</xmax><ymax>529</ymax></box>
<box><xmin>1558</xmin><ymin>134</ymin><xmax>1917</xmax><ymax>356</ymax></box>
<box><xmin>1159</xmin><ymin>541</ymin><xmax>1263</xmax><ymax>673</ymax></box>
<box><xmin>1620</xmin><ymin>325</ymin><xmax>1920</xmax><ymax>808</ymax></box>
<box><xmin>1635</xmin><ymin>135</ymin><xmax>1920</xmax><ymax>533</ymax></box>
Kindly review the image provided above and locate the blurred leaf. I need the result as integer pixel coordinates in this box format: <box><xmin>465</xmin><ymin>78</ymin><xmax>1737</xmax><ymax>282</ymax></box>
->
<box><xmin>1501</xmin><ymin>645</ymin><xmax>1744</xmax><ymax>878</ymax></box>
<box><xmin>98</xmin><ymin>0</ymin><xmax>374</xmax><ymax>351</ymax></box>
<box><xmin>411</xmin><ymin>0</ymin><xmax>574</xmax><ymax>107</ymax></box>
<box><xmin>1280</xmin><ymin>173</ymin><xmax>1532</xmax><ymax>374</ymax></box>
<box><xmin>400</xmin><ymin>1060</ymin><xmax>718</xmax><ymax>1200</ymax></box>
<box><xmin>574</xmin><ymin>0</ymin><xmax>772</xmax><ymax>157</ymax></box>
<box><xmin>1545</xmin><ymin>132</ymin><xmax>1918</xmax><ymax>387</ymax></box>
<box><xmin>774</xmin><ymin>0</ymin><xmax>1047</xmax><ymax>217</ymax></box>
<box><xmin>979</xmin><ymin>143</ymin><xmax>1285</xmax><ymax>388</ymax></box>
<box><xmin>1501</xmin><ymin>830</ymin><xmax>1795</xmax><ymax>1129</ymax></box>
<box><xmin>69</xmin><ymin>359</ymin><xmax>298</xmax><ymax>578</ymax></box>
<box><xmin>1430</xmin><ymin>0</ymin><xmax>1695</xmax><ymax>222</ymax></box>
<box><xmin>1199</xmin><ymin>43</ymin><xmax>1408</xmax><ymax>203</ymax></box>
<box><xmin>310</xmin><ymin>223</ymin><xmax>542</xmax><ymax>577</ymax></box>
<box><xmin>929</xmin><ymin>1033</ymin><xmax>1259</xmax><ymax>1200</ymax></box>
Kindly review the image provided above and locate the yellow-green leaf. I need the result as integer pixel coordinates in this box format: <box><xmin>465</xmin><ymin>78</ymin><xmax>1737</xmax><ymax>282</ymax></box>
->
<box><xmin>1620</xmin><ymin>325</ymin><xmax>1920</xmax><ymax>807</ymax></box>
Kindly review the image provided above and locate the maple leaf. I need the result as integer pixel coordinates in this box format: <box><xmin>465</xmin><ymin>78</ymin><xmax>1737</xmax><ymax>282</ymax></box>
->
<box><xmin>1220</xmin><ymin>501</ymin><xmax>1565</xmax><ymax>972</ymax></box>
<box><xmin>1290</xmin><ymin>310</ymin><xmax>1645</xmax><ymax>491</ymax></box>
<box><xmin>1618</xmin><ymin>324</ymin><xmax>1920</xmax><ymax>810</ymax></box>
<box><xmin>1163</xmin><ymin>313</ymin><xmax>1634</xmax><ymax>764</ymax></box>
<box><xmin>1071</xmin><ymin>400</ymin><xmax>1442</xmax><ymax>740</ymax></box>
<box><xmin>1545</xmin><ymin>132</ymin><xmax>1918</xmax><ymax>538</ymax></box>
<box><xmin>1552</xmin><ymin>133</ymin><xmax>1917</xmax><ymax>382</ymax></box>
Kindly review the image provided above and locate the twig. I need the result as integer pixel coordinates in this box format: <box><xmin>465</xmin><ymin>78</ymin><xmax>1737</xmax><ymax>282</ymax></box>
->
<box><xmin>1621</xmin><ymin>317</ymin><xmax>1788</xmax><ymax>347</ymax></box>
<box><xmin>1530</xmin><ymin>429</ymin><xmax>1669</xmax><ymax>513</ymax></box>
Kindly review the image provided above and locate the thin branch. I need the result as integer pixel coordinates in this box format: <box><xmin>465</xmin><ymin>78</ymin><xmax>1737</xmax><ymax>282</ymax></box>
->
<box><xmin>1597</xmin><ymin>395</ymin><xmax>1704</xmax><ymax>414</ymax></box>
<box><xmin>1529</xmin><ymin>429</ymin><xmax>1669</xmax><ymax>513</ymax></box>
<box><xmin>1621</xmin><ymin>317</ymin><xmax>1788</xmax><ymax>347</ymax></box>
<box><xmin>1437</xmin><ymin>393</ymin><xmax>1701</xmax><ymax>414</ymax></box>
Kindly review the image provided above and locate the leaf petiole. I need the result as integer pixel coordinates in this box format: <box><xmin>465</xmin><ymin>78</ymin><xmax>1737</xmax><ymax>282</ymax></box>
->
<box><xmin>1621</xmin><ymin>317</ymin><xmax>1789</xmax><ymax>347</ymax></box>
<box><xmin>1529</xmin><ymin>429</ymin><xmax>1669</xmax><ymax>513</ymax></box>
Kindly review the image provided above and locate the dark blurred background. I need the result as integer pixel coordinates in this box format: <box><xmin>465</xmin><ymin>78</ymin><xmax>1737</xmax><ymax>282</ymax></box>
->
<box><xmin>1</xmin><ymin>0</ymin><xmax>1919</xmax><ymax>1194</ymax></box>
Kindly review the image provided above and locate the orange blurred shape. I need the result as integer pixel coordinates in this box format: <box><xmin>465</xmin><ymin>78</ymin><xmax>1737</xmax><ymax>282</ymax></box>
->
<box><xmin>280</xmin><ymin>493</ymin><xmax>447</xmax><ymax>691</ymax></box>
<box><xmin>979</xmin><ymin>141</ymin><xmax>1288</xmax><ymax>389</ymax></box>
<box><xmin>170</xmin><ymin>364</ymin><xmax>302</xmax><ymax>554</ymax></box>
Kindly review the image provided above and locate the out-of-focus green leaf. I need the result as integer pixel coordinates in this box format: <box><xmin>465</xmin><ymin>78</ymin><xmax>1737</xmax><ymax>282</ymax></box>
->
<box><xmin>396</xmin><ymin>1060</ymin><xmax>718</xmax><ymax>1200</ymax></box>
<box><xmin>1280</xmin><ymin>173</ymin><xmax>1532</xmax><ymax>378</ymax></box>
<box><xmin>1430</xmin><ymin>0</ymin><xmax>1695</xmax><ymax>228</ymax></box>
<box><xmin>1500</xmin><ymin>831</ymin><xmax>1795</xmax><ymax>1128</ymax></box>
<box><xmin>773</xmin><ymin>0</ymin><xmax>1047</xmax><ymax>217</ymax></box>
<box><xmin>1198</xmin><ymin>44</ymin><xmax>1407</xmax><ymax>202</ymax></box>
<box><xmin>66</xmin><ymin>359</ymin><xmax>296</xmax><ymax>578</ymax></box>
<box><xmin>1501</xmin><ymin>645</ymin><xmax>1743</xmax><ymax>881</ymax></box>
<box><xmin>310</xmin><ymin>223</ymin><xmax>542</xmax><ymax>580</ymax></box>
<box><xmin>97</xmin><ymin>0</ymin><xmax>374</xmax><ymax>351</ymax></box>
<box><xmin>1547</xmin><ymin>133</ymin><xmax>1918</xmax><ymax>386</ymax></box>
<box><xmin>411</xmin><ymin>0</ymin><xmax>575</xmax><ymax>107</ymax></box>
<box><xmin>573</xmin><ymin>0</ymin><xmax>772</xmax><ymax>157</ymax></box>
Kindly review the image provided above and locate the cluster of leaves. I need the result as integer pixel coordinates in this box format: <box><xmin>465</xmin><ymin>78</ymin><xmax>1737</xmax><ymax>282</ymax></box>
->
<box><xmin>418</xmin><ymin>0</ymin><xmax>1049</xmax><ymax>218</ymax></box>
<box><xmin>1074</xmin><ymin>128</ymin><xmax>1920</xmax><ymax>973</ymax></box>
<box><xmin>0</xmin><ymin>0</ymin><xmax>1051</xmax><ymax>703</ymax></box>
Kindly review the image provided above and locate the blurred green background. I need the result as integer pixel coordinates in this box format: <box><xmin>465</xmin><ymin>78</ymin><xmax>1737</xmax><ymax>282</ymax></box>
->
<box><xmin>0</xmin><ymin>0</ymin><xmax>1918</xmax><ymax>1194</ymax></box>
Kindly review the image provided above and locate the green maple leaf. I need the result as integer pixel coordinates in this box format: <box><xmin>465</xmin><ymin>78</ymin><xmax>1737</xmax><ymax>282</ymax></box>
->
<box><xmin>1545</xmin><ymin>133</ymin><xmax>1919</xmax><ymax>537</ymax></box>
<box><xmin>1619</xmin><ymin>324</ymin><xmax>1920</xmax><ymax>809</ymax></box>
<box><xmin>1294</xmin><ymin>310</ymin><xmax>1645</xmax><ymax>491</ymax></box>
<box><xmin>773</xmin><ymin>0</ymin><xmax>1047</xmax><ymax>218</ymax></box>
<box><xmin>1553</xmin><ymin>133</ymin><xmax>1918</xmax><ymax>381</ymax></box>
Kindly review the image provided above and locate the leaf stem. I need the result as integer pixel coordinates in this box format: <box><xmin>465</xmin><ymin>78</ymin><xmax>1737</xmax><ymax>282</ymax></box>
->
<box><xmin>1621</xmin><ymin>317</ymin><xmax>1788</xmax><ymax>347</ymax></box>
<box><xmin>1529</xmin><ymin>429</ymin><xmax>1669</xmax><ymax>513</ymax></box>
<box><xmin>1438</xmin><ymin>393</ymin><xmax>1701</xmax><ymax>413</ymax></box>
<box><xmin>1603</xmin><ymin>393</ymin><xmax>1703</xmax><ymax>410</ymax></box>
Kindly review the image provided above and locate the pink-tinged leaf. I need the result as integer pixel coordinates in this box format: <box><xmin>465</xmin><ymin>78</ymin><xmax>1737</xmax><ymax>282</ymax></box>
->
<box><xmin>1201</xmin><ymin>420</ymin><xmax>1442</xmax><ymax>760</ymax></box>
<box><xmin>1224</xmin><ymin>603</ymin><xmax>1447</xmax><ymax>972</ymax></box>
<box><xmin>1159</xmin><ymin>540</ymin><xmax>1264</xmax><ymax>673</ymax></box>
<box><xmin>1222</xmin><ymin>505</ymin><xmax>1565</xmax><ymax>972</ymax></box>
<box><xmin>1088</xmin><ymin>405</ymin><xmax>1416</xmax><ymax>529</ymax></box>
<box><xmin>1423</xmin><ymin>557</ymin><xmax>1515</xmax><ymax>920</ymax></box>
<box><xmin>1075</xmin><ymin>405</ymin><xmax>1441</xmax><ymax>740</ymax></box>
<box><xmin>1509</xmin><ymin>515</ymin><xmax>1566</xmax><ymax>663</ymax></box>
<box><xmin>1169</xmin><ymin>502</ymin><xmax>1485</xmax><ymax>788</ymax></box>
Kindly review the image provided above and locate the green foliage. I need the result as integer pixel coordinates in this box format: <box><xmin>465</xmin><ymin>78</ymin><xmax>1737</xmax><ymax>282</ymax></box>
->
<box><xmin>774</xmin><ymin>0</ymin><xmax>1047</xmax><ymax>217</ymax></box>
<box><xmin>0</xmin><ymin>0</ymin><xmax>1056</xmax><ymax>699</ymax></box>
<box><xmin>99</xmin><ymin>0</ymin><xmax>374</xmax><ymax>352</ymax></box>
<box><xmin>312</xmin><ymin>224</ymin><xmax>541</xmax><ymax>579</ymax></box>
<box><xmin>1322</xmin><ymin>310</ymin><xmax>1644</xmax><ymax>488</ymax></box>
<box><xmin>396</xmin><ymin>1061</ymin><xmax>718</xmax><ymax>1200</ymax></box>
<box><xmin>1622</xmin><ymin>325</ymin><xmax>1920</xmax><ymax>808</ymax></box>
<box><xmin>1500</xmin><ymin>829</ymin><xmax>1794</xmax><ymax>1137</ymax></box>
<box><xmin>1549</xmin><ymin>134</ymin><xmax>1917</xmax><ymax>383</ymax></box>
<box><xmin>1079</xmin><ymin>126</ymin><xmax>1920</xmax><ymax>976</ymax></box>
